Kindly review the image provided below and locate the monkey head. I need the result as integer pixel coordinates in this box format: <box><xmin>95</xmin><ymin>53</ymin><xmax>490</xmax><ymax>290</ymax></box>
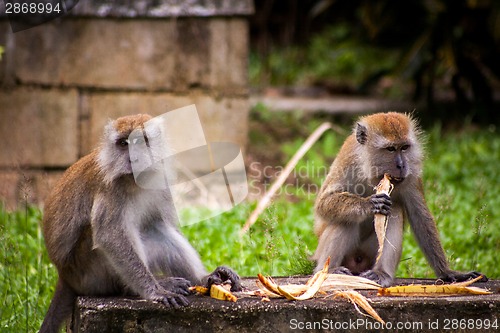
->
<box><xmin>98</xmin><ymin>114</ymin><xmax>153</xmax><ymax>185</ymax></box>
<box><xmin>355</xmin><ymin>112</ymin><xmax>423</xmax><ymax>184</ymax></box>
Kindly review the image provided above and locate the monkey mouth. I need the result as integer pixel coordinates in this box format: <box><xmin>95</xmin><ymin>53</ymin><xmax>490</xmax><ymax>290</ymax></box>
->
<box><xmin>380</xmin><ymin>174</ymin><xmax>405</xmax><ymax>184</ymax></box>
<box><xmin>390</xmin><ymin>176</ymin><xmax>405</xmax><ymax>183</ymax></box>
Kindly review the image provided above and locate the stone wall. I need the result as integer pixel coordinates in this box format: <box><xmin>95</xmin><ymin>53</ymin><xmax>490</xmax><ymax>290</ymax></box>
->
<box><xmin>0</xmin><ymin>1</ymin><xmax>253</xmax><ymax>209</ymax></box>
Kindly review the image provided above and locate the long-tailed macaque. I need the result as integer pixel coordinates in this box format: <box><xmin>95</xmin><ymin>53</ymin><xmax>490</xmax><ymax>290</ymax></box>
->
<box><xmin>40</xmin><ymin>114</ymin><xmax>241</xmax><ymax>333</ymax></box>
<box><xmin>313</xmin><ymin>112</ymin><xmax>487</xmax><ymax>287</ymax></box>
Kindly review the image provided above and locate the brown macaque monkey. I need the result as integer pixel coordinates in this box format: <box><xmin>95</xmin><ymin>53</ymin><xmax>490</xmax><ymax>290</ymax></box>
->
<box><xmin>40</xmin><ymin>114</ymin><xmax>241</xmax><ymax>333</ymax></box>
<box><xmin>313</xmin><ymin>112</ymin><xmax>487</xmax><ymax>287</ymax></box>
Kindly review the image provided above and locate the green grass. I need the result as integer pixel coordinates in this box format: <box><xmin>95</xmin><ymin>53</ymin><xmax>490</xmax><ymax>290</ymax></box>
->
<box><xmin>1</xmin><ymin>114</ymin><xmax>499</xmax><ymax>331</ymax></box>
<box><xmin>0</xmin><ymin>206</ymin><xmax>55</xmax><ymax>332</ymax></box>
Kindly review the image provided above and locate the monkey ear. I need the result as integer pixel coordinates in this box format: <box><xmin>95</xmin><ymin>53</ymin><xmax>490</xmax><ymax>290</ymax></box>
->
<box><xmin>356</xmin><ymin>123</ymin><xmax>368</xmax><ymax>144</ymax></box>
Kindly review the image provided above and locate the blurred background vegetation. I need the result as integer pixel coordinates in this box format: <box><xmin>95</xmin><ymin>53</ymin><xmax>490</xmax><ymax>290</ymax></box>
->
<box><xmin>250</xmin><ymin>0</ymin><xmax>500</xmax><ymax>123</ymax></box>
<box><xmin>3</xmin><ymin>107</ymin><xmax>499</xmax><ymax>330</ymax></box>
<box><xmin>2</xmin><ymin>1</ymin><xmax>500</xmax><ymax>330</ymax></box>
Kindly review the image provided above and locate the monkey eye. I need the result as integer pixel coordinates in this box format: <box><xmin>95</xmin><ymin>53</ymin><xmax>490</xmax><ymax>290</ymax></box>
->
<box><xmin>401</xmin><ymin>144</ymin><xmax>410</xmax><ymax>151</ymax></box>
<box><xmin>116</xmin><ymin>138</ymin><xmax>129</xmax><ymax>147</ymax></box>
<box><xmin>386</xmin><ymin>146</ymin><xmax>396</xmax><ymax>152</ymax></box>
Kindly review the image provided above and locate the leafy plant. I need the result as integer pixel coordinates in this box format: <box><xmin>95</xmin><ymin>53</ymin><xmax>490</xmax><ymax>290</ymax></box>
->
<box><xmin>0</xmin><ymin>206</ymin><xmax>55</xmax><ymax>332</ymax></box>
<box><xmin>250</xmin><ymin>24</ymin><xmax>400</xmax><ymax>94</ymax></box>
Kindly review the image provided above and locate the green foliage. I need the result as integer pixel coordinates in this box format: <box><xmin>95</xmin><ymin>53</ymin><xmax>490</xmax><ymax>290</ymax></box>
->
<box><xmin>307</xmin><ymin>25</ymin><xmax>399</xmax><ymax>89</ymax></box>
<box><xmin>248</xmin><ymin>104</ymin><xmax>344</xmax><ymax>192</ymax></box>
<box><xmin>182</xmin><ymin>199</ymin><xmax>317</xmax><ymax>277</ymax></box>
<box><xmin>0</xmin><ymin>206</ymin><xmax>55</xmax><ymax>332</ymax></box>
<box><xmin>251</xmin><ymin>0</ymin><xmax>500</xmax><ymax>121</ymax></box>
<box><xmin>1</xmin><ymin>119</ymin><xmax>499</xmax><ymax>330</ymax></box>
<box><xmin>250</xmin><ymin>24</ymin><xmax>401</xmax><ymax>94</ymax></box>
<box><xmin>398</xmin><ymin>125</ymin><xmax>500</xmax><ymax>278</ymax></box>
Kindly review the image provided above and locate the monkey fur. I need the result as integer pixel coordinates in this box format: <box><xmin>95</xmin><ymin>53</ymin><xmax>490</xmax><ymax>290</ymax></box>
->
<box><xmin>40</xmin><ymin>114</ymin><xmax>241</xmax><ymax>333</ymax></box>
<box><xmin>313</xmin><ymin>112</ymin><xmax>487</xmax><ymax>287</ymax></box>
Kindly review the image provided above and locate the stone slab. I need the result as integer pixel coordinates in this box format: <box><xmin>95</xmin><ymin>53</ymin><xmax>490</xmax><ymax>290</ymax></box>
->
<box><xmin>32</xmin><ymin>170</ymin><xmax>65</xmax><ymax>205</ymax></box>
<box><xmin>0</xmin><ymin>88</ymin><xmax>79</xmax><ymax>167</ymax></box>
<box><xmin>0</xmin><ymin>171</ymin><xmax>20</xmax><ymax>209</ymax></box>
<box><xmin>0</xmin><ymin>0</ymin><xmax>254</xmax><ymax>19</ymax></box>
<box><xmin>86</xmin><ymin>92</ymin><xmax>249</xmax><ymax>155</ymax></box>
<box><xmin>73</xmin><ymin>277</ymin><xmax>500</xmax><ymax>333</ymax></box>
<box><xmin>12</xmin><ymin>18</ymin><xmax>249</xmax><ymax>92</ymax></box>
<box><xmin>13</xmin><ymin>19</ymin><xmax>177</xmax><ymax>90</ymax></box>
<box><xmin>69</xmin><ymin>0</ymin><xmax>254</xmax><ymax>18</ymax></box>
<box><xmin>0</xmin><ymin>170</ymin><xmax>64</xmax><ymax>209</ymax></box>
<box><xmin>209</xmin><ymin>19</ymin><xmax>249</xmax><ymax>91</ymax></box>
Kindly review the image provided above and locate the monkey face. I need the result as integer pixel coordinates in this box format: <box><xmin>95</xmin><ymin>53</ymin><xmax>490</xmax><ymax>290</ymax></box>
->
<box><xmin>98</xmin><ymin>114</ymin><xmax>153</xmax><ymax>184</ymax></box>
<box><xmin>379</xmin><ymin>144</ymin><xmax>410</xmax><ymax>181</ymax></box>
<box><xmin>355</xmin><ymin>112</ymin><xmax>423</xmax><ymax>183</ymax></box>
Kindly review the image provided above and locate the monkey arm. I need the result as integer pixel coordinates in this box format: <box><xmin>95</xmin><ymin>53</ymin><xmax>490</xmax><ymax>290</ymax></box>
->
<box><xmin>403</xmin><ymin>178</ymin><xmax>452</xmax><ymax>277</ymax></box>
<box><xmin>90</xmin><ymin>198</ymin><xmax>189</xmax><ymax>307</ymax></box>
<box><xmin>362</xmin><ymin>207</ymin><xmax>404</xmax><ymax>287</ymax></box>
<box><xmin>315</xmin><ymin>187</ymin><xmax>387</xmax><ymax>225</ymax></box>
<box><xmin>92</xmin><ymin>223</ymin><xmax>168</xmax><ymax>298</ymax></box>
<box><xmin>404</xmin><ymin>182</ymin><xmax>488</xmax><ymax>282</ymax></box>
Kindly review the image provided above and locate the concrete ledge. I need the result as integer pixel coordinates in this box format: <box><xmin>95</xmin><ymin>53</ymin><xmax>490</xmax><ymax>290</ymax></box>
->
<box><xmin>70</xmin><ymin>0</ymin><xmax>254</xmax><ymax>18</ymax></box>
<box><xmin>72</xmin><ymin>278</ymin><xmax>500</xmax><ymax>332</ymax></box>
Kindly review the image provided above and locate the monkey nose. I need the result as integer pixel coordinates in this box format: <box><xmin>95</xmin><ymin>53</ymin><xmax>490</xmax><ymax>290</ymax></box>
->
<box><xmin>396</xmin><ymin>154</ymin><xmax>405</xmax><ymax>170</ymax></box>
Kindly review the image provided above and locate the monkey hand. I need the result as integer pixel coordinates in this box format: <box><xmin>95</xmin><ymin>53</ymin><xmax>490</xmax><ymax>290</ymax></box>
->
<box><xmin>370</xmin><ymin>193</ymin><xmax>392</xmax><ymax>215</ymax></box>
<box><xmin>148</xmin><ymin>285</ymin><xmax>190</xmax><ymax>308</ymax></box>
<box><xmin>158</xmin><ymin>277</ymin><xmax>193</xmax><ymax>296</ymax></box>
<box><xmin>331</xmin><ymin>266</ymin><xmax>354</xmax><ymax>275</ymax></box>
<box><xmin>206</xmin><ymin>266</ymin><xmax>242</xmax><ymax>292</ymax></box>
<box><xmin>439</xmin><ymin>270</ymin><xmax>488</xmax><ymax>283</ymax></box>
<box><xmin>360</xmin><ymin>269</ymin><xmax>393</xmax><ymax>287</ymax></box>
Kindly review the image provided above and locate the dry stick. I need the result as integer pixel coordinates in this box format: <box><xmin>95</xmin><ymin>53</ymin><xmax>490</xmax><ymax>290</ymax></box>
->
<box><xmin>240</xmin><ymin>122</ymin><xmax>343</xmax><ymax>236</ymax></box>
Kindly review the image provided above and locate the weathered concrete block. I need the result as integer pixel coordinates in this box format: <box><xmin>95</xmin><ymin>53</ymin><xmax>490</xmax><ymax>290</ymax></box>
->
<box><xmin>0</xmin><ymin>1</ymin><xmax>252</xmax><ymax>209</ymax></box>
<box><xmin>209</xmin><ymin>19</ymin><xmax>249</xmax><ymax>92</ymax></box>
<box><xmin>13</xmin><ymin>18</ymin><xmax>249</xmax><ymax>92</ymax></box>
<box><xmin>0</xmin><ymin>88</ymin><xmax>79</xmax><ymax>167</ymax></box>
<box><xmin>33</xmin><ymin>171</ymin><xmax>65</xmax><ymax>205</ymax></box>
<box><xmin>195</xmin><ymin>95</ymin><xmax>249</xmax><ymax>146</ymax></box>
<box><xmin>69</xmin><ymin>0</ymin><xmax>254</xmax><ymax>17</ymax></box>
<box><xmin>85</xmin><ymin>92</ymin><xmax>249</xmax><ymax>155</ymax></box>
<box><xmin>72</xmin><ymin>278</ymin><xmax>500</xmax><ymax>333</ymax></box>
<box><xmin>173</xmin><ymin>19</ymin><xmax>211</xmax><ymax>91</ymax></box>
<box><xmin>86</xmin><ymin>92</ymin><xmax>184</xmax><ymax>154</ymax></box>
<box><xmin>0</xmin><ymin>172</ymin><xmax>20</xmax><ymax>209</ymax></box>
<box><xmin>13</xmin><ymin>19</ymin><xmax>177</xmax><ymax>90</ymax></box>
<box><xmin>1</xmin><ymin>170</ymin><xmax>64</xmax><ymax>208</ymax></box>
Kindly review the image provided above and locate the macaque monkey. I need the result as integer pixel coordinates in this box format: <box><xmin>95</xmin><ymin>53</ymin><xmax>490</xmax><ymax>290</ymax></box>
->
<box><xmin>313</xmin><ymin>112</ymin><xmax>487</xmax><ymax>287</ymax></box>
<box><xmin>40</xmin><ymin>114</ymin><xmax>241</xmax><ymax>333</ymax></box>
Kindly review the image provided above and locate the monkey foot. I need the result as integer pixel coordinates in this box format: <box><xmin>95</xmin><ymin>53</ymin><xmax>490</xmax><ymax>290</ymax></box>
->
<box><xmin>360</xmin><ymin>270</ymin><xmax>393</xmax><ymax>287</ymax></box>
<box><xmin>331</xmin><ymin>266</ymin><xmax>354</xmax><ymax>275</ymax></box>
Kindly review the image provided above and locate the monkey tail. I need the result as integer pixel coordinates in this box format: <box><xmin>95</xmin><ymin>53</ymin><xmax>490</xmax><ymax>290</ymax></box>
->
<box><xmin>40</xmin><ymin>277</ymin><xmax>76</xmax><ymax>333</ymax></box>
